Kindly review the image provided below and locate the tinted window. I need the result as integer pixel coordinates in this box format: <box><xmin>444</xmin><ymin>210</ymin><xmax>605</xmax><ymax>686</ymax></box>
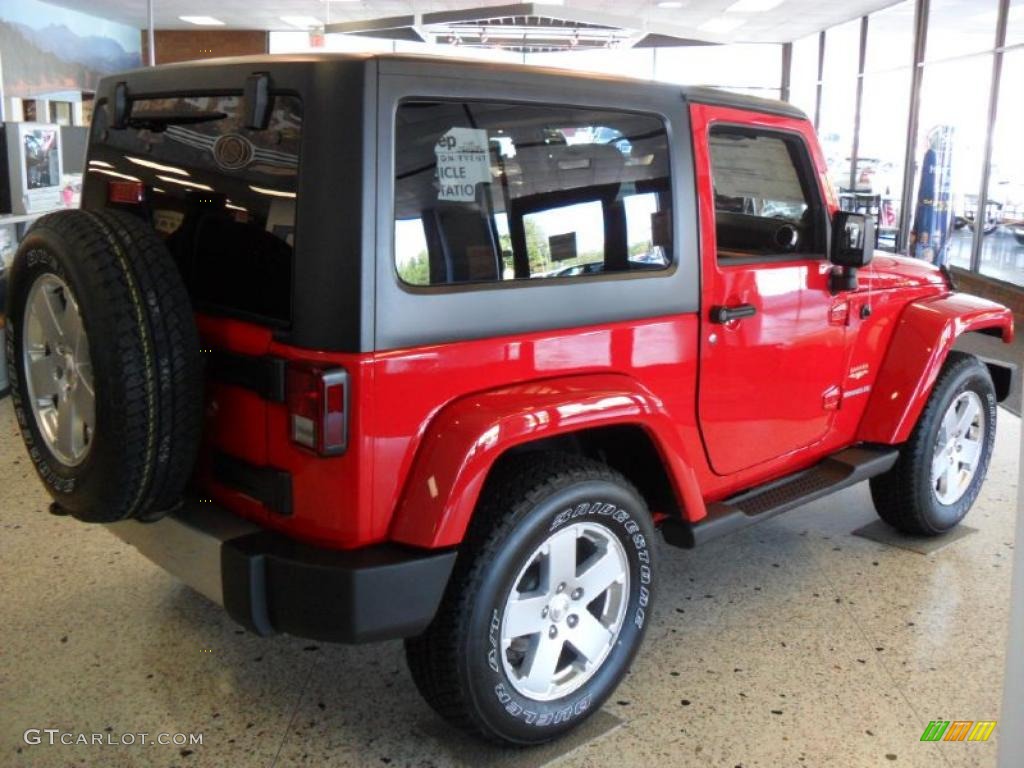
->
<box><xmin>89</xmin><ymin>94</ymin><xmax>302</xmax><ymax>326</ymax></box>
<box><xmin>708</xmin><ymin>127</ymin><xmax>823</xmax><ymax>259</ymax></box>
<box><xmin>394</xmin><ymin>101</ymin><xmax>673</xmax><ymax>286</ymax></box>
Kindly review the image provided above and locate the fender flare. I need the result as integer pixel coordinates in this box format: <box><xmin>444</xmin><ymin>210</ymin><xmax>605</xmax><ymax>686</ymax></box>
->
<box><xmin>387</xmin><ymin>373</ymin><xmax>705</xmax><ymax>549</ymax></box>
<box><xmin>857</xmin><ymin>292</ymin><xmax>1014</xmax><ymax>445</ymax></box>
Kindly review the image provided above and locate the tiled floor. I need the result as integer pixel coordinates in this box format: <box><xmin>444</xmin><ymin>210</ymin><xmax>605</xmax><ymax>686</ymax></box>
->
<box><xmin>1</xmin><ymin>400</ymin><xmax>1019</xmax><ymax>768</ymax></box>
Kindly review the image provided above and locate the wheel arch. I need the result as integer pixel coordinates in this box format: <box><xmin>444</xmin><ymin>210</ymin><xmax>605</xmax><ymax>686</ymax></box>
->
<box><xmin>387</xmin><ymin>374</ymin><xmax>705</xmax><ymax>549</ymax></box>
<box><xmin>857</xmin><ymin>292</ymin><xmax>1014</xmax><ymax>445</ymax></box>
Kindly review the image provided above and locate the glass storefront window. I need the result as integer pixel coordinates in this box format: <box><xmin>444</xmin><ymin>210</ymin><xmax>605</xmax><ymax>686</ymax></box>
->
<box><xmin>818</xmin><ymin>18</ymin><xmax>861</xmax><ymax>191</ymax></box>
<box><xmin>654</xmin><ymin>43</ymin><xmax>781</xmax><ymax>97</ymax></box>
<box><xmin>1007</xmin><ymin>0</ymin><xmax>1024</xmax><ymax>47</ymax></box>
<box><xmin>864</xmin><ymin>0</ymin><xmax>915</xmax><ymax>73</ymax></box>
<box><xmin>979</xmin><ymin>49</ymin><xmax>1024</xmax><ymax>286</ymax></box>
<box><xmin>926</xmin><ymin>0</ymin><xmax>999</xmax><ymax>62</ymax></box>
<box><xmin>788</xmin><ymin>33</ymin><xmax>819</xmax><ymax>120</ymax></box>
<box><xmin>858</xmin><ymin>69</ymin><xmax>911</xmax><ymax>250</ymax></box>
<box><xmin>909</xmin><ymin>54</ymin><xmax>992</xmax><ymax>267</ymax></box>
<box><xmin>527</xmin><ymin>48</ymin><xmax>654</xmax><ymax>77</ymax></box>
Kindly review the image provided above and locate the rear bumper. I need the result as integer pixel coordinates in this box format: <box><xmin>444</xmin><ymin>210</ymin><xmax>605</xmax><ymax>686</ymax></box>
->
<box><xmin>108</xmin><ymin>499</ymin><xmax>457</xmax><ymax>643</ymax></box>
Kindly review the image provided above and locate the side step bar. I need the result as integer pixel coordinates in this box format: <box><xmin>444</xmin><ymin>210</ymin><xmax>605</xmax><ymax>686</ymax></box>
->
<box><xmin>662</xmin><ymin>446</ymin><xmax>899</xmax><ymax>549</ymax></box>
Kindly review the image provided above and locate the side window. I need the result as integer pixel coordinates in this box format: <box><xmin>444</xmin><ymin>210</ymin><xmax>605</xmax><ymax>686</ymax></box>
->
<box><xmin>708</xmin><ymin>126</ymin><xmax>824</xmax><ymax>260</ymax></box>
<box><xmin>393</xmin><ymin>101</ymin><xmax>673</xmax><ymax>286</ymax></box>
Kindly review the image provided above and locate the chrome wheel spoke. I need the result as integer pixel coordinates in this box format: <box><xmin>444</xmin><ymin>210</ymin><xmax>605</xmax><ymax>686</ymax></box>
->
<box><xmin>566</xmin><ymin>610</ymin><xmax>614</xmax><ymax>664</ymax></box>
<box><xmin>27</xmin><ymin>353</ymin><xmax>58</xmax><ymax>400</ymax></box>
<box><xmin>29</xmin><ymin>283</ymin><xmax>65</xmax><ymax>343</ymax></box>
<box><xmin>955</xmin><ymin>397</ymin><xmax>980</xmax><ymax>437</ymax></box>
<box><xmin>959</xmin><ymin>438</ymin><xmax>981</xmax><ymax>468</ymax></box>
<box><xmin>61</xmin><ymin>301</ymin><xmax>85</xmax><ymax>356</ymax></box>
<box><xmin>503</xmin><ymin>593</ymin><xmax>550</xmax><ymax>640</ymax></box>
<box><xmin>545</xmin><ymin>527</ymin><xmax>579</xmax><ymax>589</ymax></box>
<box><xmin>931</xmin><ymin>449</ymin><xmax>949</xmax><ymax>483</ymax></box>
<box><xmin>575</xmin><ymin>549</ymin><xmax>623</xmax><ymax>598</ymax></box>
<box><xmin>70</xmin><ymin>382</ymin><xmax>94</xmax><ymax>441</ymax></box>
<box><xmin>55</xmin><ymin>395</ymin><xmax>76</xmax><ymax>458</ymax></box>
<box><xmin>521</xmin><ymin>635</ymin><xmax>564</xmax><ymax>697</ymax></box>
<box><xmin>940</xmin><ymin>405</ymin><xmax>958</xmax><ymax>441</ymax></box>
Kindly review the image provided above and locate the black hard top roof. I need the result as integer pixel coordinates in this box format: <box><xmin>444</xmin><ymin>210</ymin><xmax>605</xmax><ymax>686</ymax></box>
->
<box><xmin>117</xmin><ymin>52</ymin><xmax>809</xmax><ymax>121</ymax></box>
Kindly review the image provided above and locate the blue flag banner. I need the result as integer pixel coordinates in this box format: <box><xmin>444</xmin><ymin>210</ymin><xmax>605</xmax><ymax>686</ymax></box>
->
<box><xmin>909</xmin><ymin>125</ymin><xmax>955</xmax><ymax>265</ymax></box>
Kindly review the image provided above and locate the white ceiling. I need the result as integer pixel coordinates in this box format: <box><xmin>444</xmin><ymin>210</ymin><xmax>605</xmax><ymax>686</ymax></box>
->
<box><xmin>41</xmin><ymin>0</ymin><xmax>904</xmax><ymax>43</ymax></box>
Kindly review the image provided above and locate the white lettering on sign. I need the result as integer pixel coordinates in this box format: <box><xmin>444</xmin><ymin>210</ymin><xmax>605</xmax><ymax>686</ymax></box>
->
<box><xmin>435</xmin><ymin>127</ymin><xmax>491</xmax><ymax>202</ymax></box>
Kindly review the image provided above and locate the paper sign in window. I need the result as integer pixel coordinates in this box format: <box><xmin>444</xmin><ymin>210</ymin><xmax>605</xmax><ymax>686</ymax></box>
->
<box><xmin>435</xmin><ymin>127</ymin><xmax>491</xmax><ymax>202</ymax></box>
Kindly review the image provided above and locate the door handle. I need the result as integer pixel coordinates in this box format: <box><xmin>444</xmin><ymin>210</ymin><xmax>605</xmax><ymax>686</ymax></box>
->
<box><xmin>710</xmin><ymin>304</ymin><xmax>757</xmax><ymax>324</ymax></box>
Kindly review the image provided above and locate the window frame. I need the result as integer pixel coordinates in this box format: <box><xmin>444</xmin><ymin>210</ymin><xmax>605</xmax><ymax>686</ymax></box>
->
<box><xmin>390</xmin><ymin>96</ymin><xmax>678</xmax><ymax>292</ymax></box>
<box><xmin>707</xmin><ymin>121</ymin><xmax>829</xmax><ymax>266</ymax></box>
<box><xmin>374</xmin><ymin>58</ymin><xmax>700</xmax><ymax>351</ymax></box>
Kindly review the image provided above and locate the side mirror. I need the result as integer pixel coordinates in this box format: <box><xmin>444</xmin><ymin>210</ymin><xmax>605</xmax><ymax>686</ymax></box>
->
<box><xmin>830</xmin><ymin>211</ymin><xmax>875</xmax><ymax>268</ymax></box>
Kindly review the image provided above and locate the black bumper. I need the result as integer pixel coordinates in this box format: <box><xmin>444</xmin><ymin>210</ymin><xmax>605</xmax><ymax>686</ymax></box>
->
<box><xmin>108</xmin><ymin>499</ymin><xmax>457</xmax><ymax>643</ymax></box>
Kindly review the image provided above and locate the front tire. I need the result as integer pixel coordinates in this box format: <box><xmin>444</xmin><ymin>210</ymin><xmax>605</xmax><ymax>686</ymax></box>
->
<box><xmin>405</xmin><ymin>453</ymin><xmax>656</xmax><ymax>745</ymax></box>
<box><xmin>870</xmin><ymin>351</ymin><xmax>997</xmax><ymax>535</ymax></box>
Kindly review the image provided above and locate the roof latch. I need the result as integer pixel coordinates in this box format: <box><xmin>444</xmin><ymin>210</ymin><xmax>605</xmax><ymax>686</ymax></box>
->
<box><xmin>243</xmin><ymin>72</ymin><xmax>274</xmax><ymax>130</ymax></box>
<box><xmin>112</xmin><ymin>81</ymin><xmax>131</xmax><ymax>129</ymax></box>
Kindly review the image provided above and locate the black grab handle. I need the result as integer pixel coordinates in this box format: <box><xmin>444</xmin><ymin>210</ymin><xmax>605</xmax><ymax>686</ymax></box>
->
<box><xmin>709</xmin><ymin>304</ymin><xmax>758</xmax><ymax>324</ymax></box>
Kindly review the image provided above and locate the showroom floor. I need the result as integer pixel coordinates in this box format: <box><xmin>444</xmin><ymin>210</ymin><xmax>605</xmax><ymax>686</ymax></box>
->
<box><xmin>1</xmin><ymin>400</ymin><xmax>1018</xmax><ymax>768</ymax></box>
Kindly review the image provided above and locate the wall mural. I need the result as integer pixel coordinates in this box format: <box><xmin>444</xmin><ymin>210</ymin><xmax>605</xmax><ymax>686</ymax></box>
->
<box><xmin>0</xmin><ymin>0</ymin><xmax>141</xmax><ymax>99</ymax></box>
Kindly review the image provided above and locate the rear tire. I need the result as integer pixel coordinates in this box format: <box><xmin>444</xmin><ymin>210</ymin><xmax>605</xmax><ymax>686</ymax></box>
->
<box><xmin>405</xmin><ymin>453</ymin><xmax>656</xmax><ymax>745</ymax></box>
<box><xmin>7</xmin><ymin>209</ymin><xmax>202</xmax><ymax>522</ymax></box>
<box><xmin>870</xmin><ymin>351</ymin><xmax>996</xmax><ymax>535</ymax></box>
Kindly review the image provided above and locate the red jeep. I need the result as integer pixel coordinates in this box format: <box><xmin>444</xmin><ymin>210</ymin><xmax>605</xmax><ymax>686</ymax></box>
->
<box><xmin>6</xmin><ymin>55</ymin><xmax>1015</xmax><ymax>745</ymax></box>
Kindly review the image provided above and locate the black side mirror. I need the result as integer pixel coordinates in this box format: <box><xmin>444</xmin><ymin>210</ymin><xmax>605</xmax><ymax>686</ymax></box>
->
<box><xmin>830</xmin><ymin>211</ymin><xmax>875</xmax><ymax>268</ymax></box>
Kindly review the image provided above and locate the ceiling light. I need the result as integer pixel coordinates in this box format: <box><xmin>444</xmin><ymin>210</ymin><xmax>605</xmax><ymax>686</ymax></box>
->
<box><xmin>657</xmin><ymin>2</ymin><xmax>684</xmax><ymax>8</ymax></box>
<box><xmin>89</xmin><ymin>168</ymin><xmax>141</xmax><ymax>182</ymax></box>
<box><xmin>179</xmin><ymin>16</ymin><xmax>225</xmax><ymax>26</ymax></box>
<box><xmin>281</xmin><ymin>16</ymin><xmax>323</xmax><ymax>29</ymax></box>
<box><xmin>157</xmin><ymin>175</ymin><xmax>213</xmax><ymax>190</ymax></box>
<box><xmin>698</xmin><ymin>17</ymin><xmax>747</xmax><ymax>34</ymax></box>
<box><xmin>249</xmin><ymin>185</ymin><xmax>296</xmax><ymax>199</ymax></box>
<box><xmin>725</xmin><ymin>0</ymin><xmax>784</xmax><ymax>12</ymax></box>
<box><xmin>125</xmin><ymin>156</ymin><xmax>190</xmax><ymax>176</ymax></box>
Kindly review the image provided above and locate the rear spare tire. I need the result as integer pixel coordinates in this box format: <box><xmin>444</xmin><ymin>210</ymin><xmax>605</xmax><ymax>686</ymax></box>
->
<box><xmin>6</xmin><ymin>209</ymin><xmax>202</xmax><ymax>522</ymax></box>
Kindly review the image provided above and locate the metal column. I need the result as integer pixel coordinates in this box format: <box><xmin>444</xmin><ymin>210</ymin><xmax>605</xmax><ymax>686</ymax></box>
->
<box><xmin>780</xmin><ymin>42</ymin><xmax>792</xmax><ymax>103</ymax></box>
<box><xmin>848</xmin><ymin>16</ymin><xmax>869</xmax><ymax>192</ymax></box>
<box><xmin>814</xmin><ymin>30</ymin><xmax>825</xmax><ymax>131</ymax></box>
<box><xmin>896</xmin><ymin>0</ymin><xmax>930</xmax><ymax>254</ymax></box>
<box><xmin>969</xmin><ymin>0</ymin><xmax>1010</xmax><ymax>274</ymax></box>
<box><xmin>147</xmin><ymin>0</ymin><xmax>156</xmax><ymax>67</ymax></box>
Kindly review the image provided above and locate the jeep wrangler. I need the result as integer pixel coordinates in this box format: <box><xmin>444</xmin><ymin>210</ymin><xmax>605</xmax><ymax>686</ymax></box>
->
<box><xmin>5</xmin><ymin>54</ymin><xmax>1015</xmax><ymax>745</ymax></box>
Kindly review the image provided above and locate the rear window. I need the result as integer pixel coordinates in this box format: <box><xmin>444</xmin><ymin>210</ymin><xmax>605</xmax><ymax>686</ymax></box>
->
<box><xmin>88</xmin><ymin>93</ymin><xmax>302</xmax><ymax>326</ymax></box>
<box><xmin>393</xmin><ymin>101</ymin><xmax>673</xmax><ymax>287</ymax></box>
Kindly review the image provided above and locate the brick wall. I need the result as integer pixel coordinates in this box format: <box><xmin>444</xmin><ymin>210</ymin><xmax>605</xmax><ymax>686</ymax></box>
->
<box><xmin>141</xmin><ymin>30</ymin><xmax>267</xmax><ymax>65</ymax></box>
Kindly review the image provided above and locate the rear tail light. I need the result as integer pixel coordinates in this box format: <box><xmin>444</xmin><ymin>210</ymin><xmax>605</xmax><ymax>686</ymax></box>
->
<box><xmin>286</xmin><ymin>363</ymin><xmax>349</xmax><ymax>456</ymax></box>
<box><xmin>108</xmin><ymin>180</ymin><xmax>144</xmax><ymax>204</ymax></box>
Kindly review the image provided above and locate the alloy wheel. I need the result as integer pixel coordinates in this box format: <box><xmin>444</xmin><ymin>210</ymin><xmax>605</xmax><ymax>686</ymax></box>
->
<box><xmin>500</xmin><ymin>521</ymin><xmax>630</xmax><ymax>701</ymax></box>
